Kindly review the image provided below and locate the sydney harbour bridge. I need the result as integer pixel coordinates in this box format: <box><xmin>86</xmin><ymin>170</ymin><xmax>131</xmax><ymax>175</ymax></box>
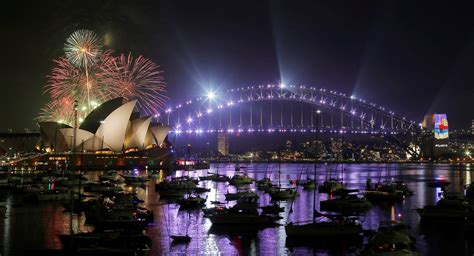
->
<box><xmin>161</xmin><ymin>84</ymin><xmax>422</xmax><ymax>157</ymax></box>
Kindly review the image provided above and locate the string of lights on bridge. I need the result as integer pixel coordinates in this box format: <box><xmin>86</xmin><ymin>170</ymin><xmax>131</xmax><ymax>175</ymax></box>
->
<box><xmin>161</xmin><ymin>84</ymin><xmax>419</xmax><ymax>135</ymax></box>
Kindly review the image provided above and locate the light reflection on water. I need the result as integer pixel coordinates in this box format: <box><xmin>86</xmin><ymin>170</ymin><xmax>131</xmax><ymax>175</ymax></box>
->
<box><xmin>0</xmin><ymin>163</ymin><xmax>472</xmax><ymax>255</ymax></box>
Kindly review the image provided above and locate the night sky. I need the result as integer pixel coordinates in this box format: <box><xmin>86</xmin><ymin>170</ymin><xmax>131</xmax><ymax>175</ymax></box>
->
<box><xmin>1</xmin><ymin>0</ymin><xmax>473</xmax><ymax>131</ymax></box>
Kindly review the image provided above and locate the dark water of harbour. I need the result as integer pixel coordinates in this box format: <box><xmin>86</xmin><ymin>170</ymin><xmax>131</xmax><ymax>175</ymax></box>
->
<box><xmin>0</xmin><ymin>163</ymin><xmax>472</xmax><ymax>256</ymax></box>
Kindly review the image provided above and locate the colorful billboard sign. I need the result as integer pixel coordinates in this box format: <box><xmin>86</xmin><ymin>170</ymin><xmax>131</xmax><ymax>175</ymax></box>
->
<box><xmin>434</xmin><ymin>114</ymin><xmax>449</xmax><ymax>140</ymax></box>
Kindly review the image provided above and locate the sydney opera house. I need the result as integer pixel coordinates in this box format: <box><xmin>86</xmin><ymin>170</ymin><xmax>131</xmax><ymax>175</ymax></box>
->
<box><xmin>35</xmin><ymin>98</ymin><xmax>172</xmax><ymax>170</ymax></box>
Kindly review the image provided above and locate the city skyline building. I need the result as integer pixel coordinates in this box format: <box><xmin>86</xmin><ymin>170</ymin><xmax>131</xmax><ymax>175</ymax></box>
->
<box><xmin>471</xmin><ymin>119</ymin><xmax>474</xmax><ymax>135</ymax></box>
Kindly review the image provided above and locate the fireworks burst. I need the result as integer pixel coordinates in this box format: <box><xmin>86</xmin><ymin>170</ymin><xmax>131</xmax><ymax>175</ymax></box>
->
<box><xmin>64</xmin><ymin>30</ymin><xmax>104</xmax><ymax>112</ymax></box>
<box><xmin>101</xmin><ymin>53</ymin><xmax>167</xmax><ymax>115</ymax></box>
<box><xmin>39</xmin><ymin>30</ymin><xmax>167</xmax><ymax>122</ymax></box>
<box><xmin>38</xmin><ymin>97</ymin><xmax>75</xmax><ymax>125</ymax></box>
<box><xmin>64</xmin><ymin>30</ymin><xmax>103</xmax><ymax>68</ymax></box>
<box><xmin>43</xmin><ymin>51</ymin><xmax>115</xmax><ymax>110</ymax></box>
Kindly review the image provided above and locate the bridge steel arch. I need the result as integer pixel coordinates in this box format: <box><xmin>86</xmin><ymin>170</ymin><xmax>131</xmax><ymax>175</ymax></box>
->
<box><xmin>163</xmin><ymin>84</ymin><xmax>419</xmax><ymax>136</ymax></box>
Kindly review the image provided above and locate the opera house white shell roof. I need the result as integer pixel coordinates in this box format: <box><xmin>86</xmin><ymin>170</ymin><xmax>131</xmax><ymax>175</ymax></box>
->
<box><xmin>38</xmin><ymin>98</ymin><xmax>170</xmax><ymax>153</ymax></box>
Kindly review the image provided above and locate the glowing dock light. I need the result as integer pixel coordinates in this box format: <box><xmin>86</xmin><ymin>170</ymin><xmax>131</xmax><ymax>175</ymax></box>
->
<box><xmin>186</xmin><ymin>117</ymin><xmax>193</xmax><ymax>124</ymax></box>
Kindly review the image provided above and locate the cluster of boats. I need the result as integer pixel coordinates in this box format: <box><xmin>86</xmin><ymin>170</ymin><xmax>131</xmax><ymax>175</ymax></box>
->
<box><xmin>150</xmin><ymin>162</ymin><xmax>424</xmax><ymax>255</ymax></box>
<box><xmin>67</xmin><ymin>171</ymin><xmax>154</xmax><ymax>255</ymax></box>
<box><xmin>156</xmin><ymin>166</ymin><xmax>474</xmax><ymax>254</ymax></box>
<box><xmin>1</xmin><ymin>170</ymin><xmax>155</xmax><ymax>255</ymax></box>
<box><xmin>6</xmin><ymin>164</ymin><xmax>467</xmax><ymax>255</ymax></box>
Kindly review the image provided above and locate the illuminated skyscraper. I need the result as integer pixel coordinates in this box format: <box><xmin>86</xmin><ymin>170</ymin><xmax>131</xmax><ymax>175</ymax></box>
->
<box><xmin>471</xmin><ymin>119</ymin><xmax>474</xmax><ymax>135</ymax></box>
<box><xmin>217</xmin><ymin>132</ymin><xmax>229</xmax><ymax>156</ymax></box>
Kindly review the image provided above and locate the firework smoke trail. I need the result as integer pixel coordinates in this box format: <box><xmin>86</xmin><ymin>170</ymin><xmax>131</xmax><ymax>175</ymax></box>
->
<box><xmin>101</xmin><ymin>53</ymin><xmax>167</xmax><ymax>115</ymax></box>
<box><xmin>64</xmin><ymin>30</ymin><xmax>104</xmax><ymax>112</ymax></box>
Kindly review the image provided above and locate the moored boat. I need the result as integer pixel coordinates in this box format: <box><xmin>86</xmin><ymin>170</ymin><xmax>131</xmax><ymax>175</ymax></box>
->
<box><xmin>225</xmin><ymin>191</ymin><xmax>258</xmax><ymax>201</ymax></box>
<box><xmin>364</xmin><ymin>190</ymin><xmax>404</xmax><ymax>202</ymax></box>
<box><xmin>208</xmin><ymin>208</ymin><xmax>277</xmax><ymax>226</ymax></box>
<box><xmin>256</xmin><ymin>177</ymin><xmax>273</xmax><ymax>190</ymax></box>
<box><xmin>229</xmin><ymin>174</ymin><xmax>254</xmax><ymax>185</ymax></box>
<box><xmin>269</xmin><ymin>188</ymin><xmax>298</xmax><ymax>201</ymax></box>
<box><xmin>177</xmin><ymin>195</ymin><xmax>206</xmax><ymax>209</ymax></box>
<box><xmin>199</xmin><ymin>173</ymin><xmax>230</xmax><ymax>182</ymax></box>
<box><xmin>260</xmin><ymin>203</ymin><xmax>284</xmax><ymax>214</ymax></box>
<box><xmin>320</xmin><ymin>194</ymin><xmax>372</xmax><ymax>212</ymax></box>
<box><xmin>318</xmin><ymin>179</ymin><xmax>345</xmax><ymax>194</ymax></box>
<box><xmin>286</xmin><ymin>217</ymin><xmax>362</xmax><ymax>237</ymax></box>
<box><xmin>417</xmin><ymin>197</ymin><xmax>473</xmax><ymax>223</ymax></box>
<box><xmin>300</xmin><ymin>179</ymin><xmax>316</xmax><ymax>190</ymax></box>
<box><xmin>361</xmin><ymin>223</ymin><xmax>420</xmax><ymax>255</ymax></box>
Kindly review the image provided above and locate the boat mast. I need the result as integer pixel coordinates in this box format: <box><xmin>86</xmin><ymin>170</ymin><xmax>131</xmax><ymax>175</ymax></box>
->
<box><xmin>313</xmin><ymin>110</ymin><xmax>320</xmax><ymax>222</ymax></box>
<box><xmin>278</xmin><ymin>152</ymin><xmax>281</xmax><ymax>189</ymax></box>
<box><xmin>214</xmin><ymin>164</ymin><xmax>218</xmax><ymax>200</ymax></box>
<box><xmin>341</xmin><ymin>128</ymin><xmax>344</xmax><ymax>184</ymax></box>
<box><xmin>69</xmin><ymin>100</ymin><xmax>78</xmax><ymax>248</ymax></box>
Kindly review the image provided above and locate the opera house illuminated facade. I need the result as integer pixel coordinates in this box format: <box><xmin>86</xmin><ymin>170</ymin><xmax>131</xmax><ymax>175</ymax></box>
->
<box><xmin>35</xmin><ymin>98</ymin><xmax>172</xmax><ymax>170</ymax></box>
